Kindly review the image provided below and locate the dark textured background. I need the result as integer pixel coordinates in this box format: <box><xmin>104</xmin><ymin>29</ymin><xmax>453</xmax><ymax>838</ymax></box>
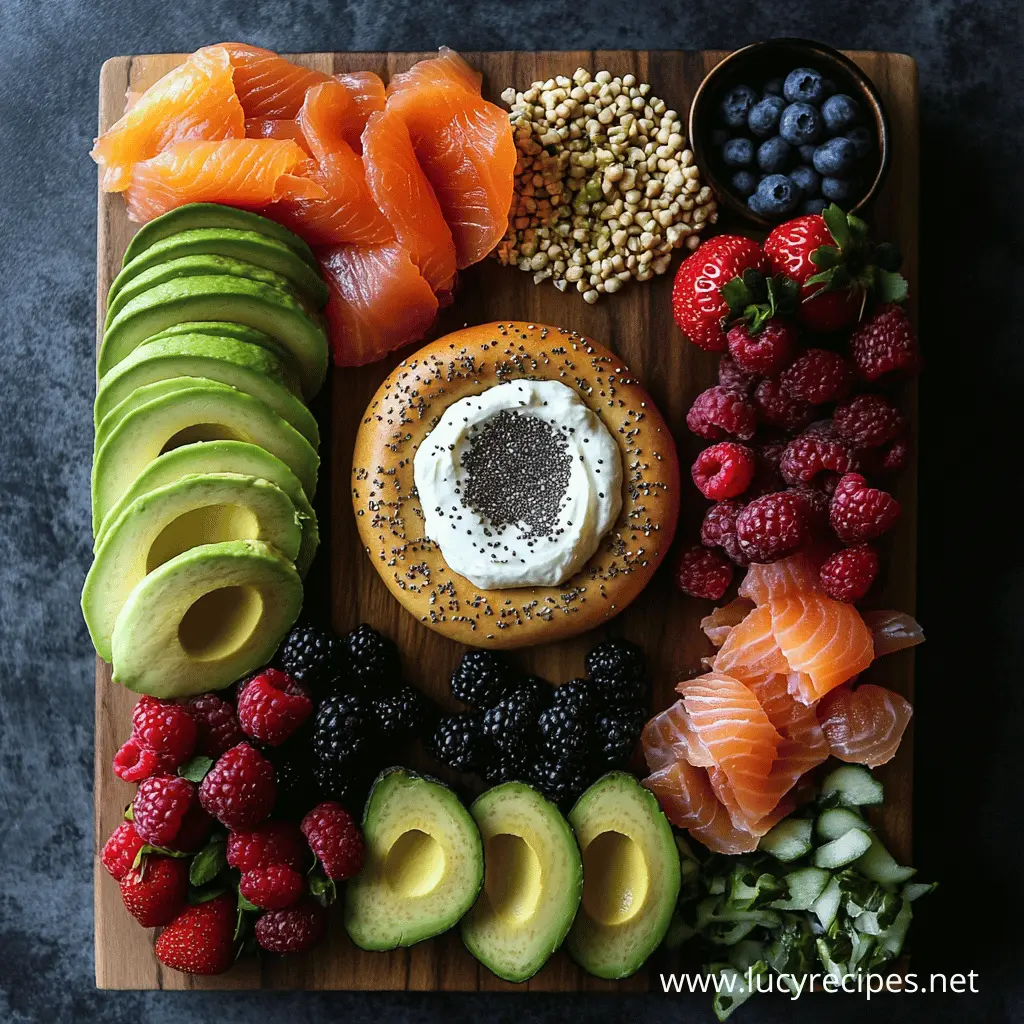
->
<box><xmin>1</xmin><ymin>0</ymin><xmax>1020</xmax><ymax>1021</ymax></box>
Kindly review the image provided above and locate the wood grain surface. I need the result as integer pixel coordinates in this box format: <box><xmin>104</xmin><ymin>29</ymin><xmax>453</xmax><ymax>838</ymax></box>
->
<box><xmin>94</xmin><ymin>48</ymin><xmax>919</xmax><ymax>991</ymax></box>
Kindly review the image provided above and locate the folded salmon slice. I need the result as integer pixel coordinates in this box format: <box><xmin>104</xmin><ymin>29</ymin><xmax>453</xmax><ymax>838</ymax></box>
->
<box><xmin>712</xmin><ymin>603</ymin><xmax>790</xmax><ymax>683</ymax></box>
<box><xmin>863</xmin><ymin>609</ymin><xmax>926</xmax><ymax>657</ymax></box>
<box><xmin>334</xmin><ymin>72</ymin><xmax>386</xmax><ymax>151</ymax></box>
<box><xmin>700</xmin><ymin>598</ymin><xmax>755</xmax><ymax>648</ymax></box>
<box><xmin>124</xmin><ymin>139</ymin><xmax>323</xmax><ymax>223</ymax></box>
<box><xmin>386</xmin><ymin>48</ymin><xmax>515</xmax><ymax>268</ymax></box>
<box><xmin>739</xmin><ymin>553</ymin><xmax>821</xmax><ymax>605</ymax></box>
<box><xmin>244</xmin><ymin>117</ymin><xmax>311</xmax><ymax>155</ymax></box>
<box><xmin>92</xmin><ymin>46</ymin><xmax>244</xmax><ymax>192</ymax></box>
<box><xmin>320</xmin><ymin>243</ymin><xmax>438</xmax><ymax>367</ymax></box>
<box><xmin>642</xmin><ymin>699</ymin><xmax>712</xmax><ymax>771</ymax></box>
<box><xmin>216</xmin><ymin>43</ymin><xmax>332</xmax><ymax>118</ymax></box>
<box><xmin>816</xmin><ymin>683</ymin><xmax>912</xmax><ymax>767</ymax></box>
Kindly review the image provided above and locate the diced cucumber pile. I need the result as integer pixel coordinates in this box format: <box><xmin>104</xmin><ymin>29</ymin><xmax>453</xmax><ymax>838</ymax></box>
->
<box><xmin>666</xmin><ymin>765</ymin><xmax>935</xmax><ymax>1021</ymax></box>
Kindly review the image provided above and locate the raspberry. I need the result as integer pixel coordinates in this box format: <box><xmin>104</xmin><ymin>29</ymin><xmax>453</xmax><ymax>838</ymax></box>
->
<box><xmin>748</xmin><ymin>442</ymin><xmax>787</xmax><ymax>496</ymax></box>
<box><xmin>113</xmin><ymin>738</ymin><xmax>165</xmax><ymax>783</ymax></box>
<box><xmin>717</xmin><ymin>355</ymin><xmax>758</xmax><ymax>394</ymax></box>
<box><xmin>237</xmin><ymin>669</ymin><xmax>313</xmax><ymax>747</ymax></box>
<box><xmin>727</xmin><ymin>320</ymin><xmax>798</xmax><ymax>376</ymax></box>
<box><xmin>753</xmin><ymin>377</ymin><xmax>815</xmax><ymax>432</ymax></box>
<box><xmin>300</xmin><ymin>801</ymin><xmax>365</xmax><ymax>880</ymax></box>
<box><xmin>131</xmin><ymin>696</ymin><xmax>196</xmax><ymax>769</ymax></box>
<box><xmin>780</xmin><ymin>433</ymin><xmax>853</xmax><ymax>486</ymax></box>
<box><xmin>227</xmin><ymin>820</ymin><xmax>310</xmax><ymax>873</ymax></box>
<box><xmin>735</xmin><ymin>491</ymin><xmax>808</xmax><ymax>562</ymax></box>
<box><xmin>120</xmin><ymin>855</ymin><xmax>189</xmax><ymax>927</ymax></box>
<box><xmin>673</xmin><ymin>544</ymin><xmax>734</xmax><ymax>600</ymax></box>
<box><xmin>781</xmin><ymin>348</ymin><xmax>853</xmax><ymax>405</ymax></box>
<box><xmin>881</xmin><ymin>439</ymin><xmax>909</xmax><ymax>472</ymax></box>
<box><xmin>239</xmin><ymin>864</ymin><xmax>306</xmax><ymax>910</ymax></box>
<box><xmin>830</xmin><ymin>473</ymin><xmax>901</xmax><ymax>542</ymax></box>
<box><xmin>199</xmin><ymin>743</ymin><xmax>276</xmax><ymax>830</ymax></box>
<box><xmin>686</xmin><ymin>385</ymin><xmax>757</xmax><ymax>441</ymax></box>
<box><xmin>186</xmin><ymin>694</ymin><xmax>243</xmax><ymax>758</ymax></box>
<box><xmin>701</xmin><ymin>500</ymin><xmax>749</xmax><ymax>566</ymax></box>
<box><xmin>786</xmin><ymin>486</ymin><xmax>831</xmax><ymax>536</ymax></box>
<box><xmin>820</xmin><ymin>544</ymin><xmax>879</xmax><ymax>602</ymax></box>
<box><xmin>833</xmin><ymin>394</ymin><xmax>907</xmax><ymax>449</ymax></box>
<box><xmin>132</xmin><ymin>775</ymin><xmax>196</xmax><ymax>846</ymax></box>
<box><xmin>691</xmin><ymin>442</ymin><xmax>756</xmax><ymax>500</ymax></box>
<box><xmin>166</xmin><ymin>804</ymin><xmax>213</xmax><ymax>853</ymax></box>
<box><xmin>101</xmin><ymin>821</ymin><xmax>145</xmax><ymax>881</ymax></box>
<box><xmin>254</xmin><ymin>897</ymin><xmax>327</xmax><ymax>955</ymax></box>
<box><xmin>849</xmin><ymin>304</ymin><xmax>922</xmax><ymax>383</ymax></box>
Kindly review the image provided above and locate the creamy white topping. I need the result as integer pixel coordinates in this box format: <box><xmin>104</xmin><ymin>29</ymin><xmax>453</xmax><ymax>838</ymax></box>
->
<box><xmin>413</xmin><ymin>380</ymin><xmax>623</xmax><ymax>589</ymax></box>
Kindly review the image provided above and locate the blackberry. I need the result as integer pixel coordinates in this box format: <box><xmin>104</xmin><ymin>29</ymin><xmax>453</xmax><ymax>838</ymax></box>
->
<box><xmin>277</xmin><ymin>623</ymin><xmax>338</xmax><ymax>687</ymax></box>
<box><xmin>516</xmin><ymin>675</ymin><xmax>554</xmax><ymax>712</ymax></box>
<box><xmin>585</xmin><ymin>639</ymin><xmax>645</xmax><ymax>685</ymax></box>
<box><xmin>372</xmin><ymin>686</ymin><xmax>432</xmax><ymax>740</ymax></box>
<box><xmin>484</xmin><ymin>747</ymin><xmax>532</xmax><ymax>786</ymax></box>
<box><xmin>483</xmin><ymin>690</ymin><xmax>541</xmax><ymax>755</ymax></box>
<box><xmin>429</xmin><ymin>714</ymin><xmax>488</xmax><ymax>773</ymax></box>
<box><xmin>450</xmin><ymin>650</ymin><xmax>512</xmax><ymax>709</ymax></box>
<box><xmin>598</xmin><ymin>675</ymin><xmax>647</xmax><ymax>707</ymax></box>
<box><xmin>345</xmin><ymin>624</ymin><xmax>400</xmax><ymax>687</ymax></box>
<box><xmin>593</xmin><ymin>707</ymin><xmax>644</xmax><ymax>768</ymax></box>
<box><xmin>538</xmin><ymin>703</ymin><xmax>590</xmax><ymax>763</ymax></box>
<box><xmin>552</xmin><ymin>678</ymin><xmax>601</xmax><ymax>716</ymax></box>
<box><xmin>531</xmin><ymin>757</ymin><xmax>589</xmax><ymax>807</ymax></box>
<box><xmin>312</xmin><ymin>760</ymin><xmax>370</xmax><ymax>813</ymax></box>
<box><xmin>270</xmin><ymin>750</ymin><xmax>317</xmax><ymax>820</ymax></box>
<box><xmin>313</xmin><ymin>692</ymin><xmax>372</xmax><ymax>768</ymax></box>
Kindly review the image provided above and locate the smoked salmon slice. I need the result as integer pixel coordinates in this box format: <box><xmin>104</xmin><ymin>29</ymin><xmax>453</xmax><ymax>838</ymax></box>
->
<box><xmin>738</xmin><ymin>552</ymin><xmax>821</xmax><ymax>604</ymax></box>
<box><xmin>92</xmin><ymin>46</ymin><xmax>243</xmax><ymax>192</ymax></box>
<box><xmin>124</xmin><ymin>139</ymin><xmax>324</xmax><ymax>224</ymax></box>
<box><xmin>642</xmin><ymin>699</ymin><xmax>713</xmax><ymax>771</ymax></box>
<box><xmin>712</xmin><ymin>604</ymin><xmax>790</xmax><ymax>683</ymax></box>
<box><xmin>362</xmin><ymin>108</ymin><xmax>458</xmax><ymax>295</ymax></box>
<box><xmin>386</xmin><ymin>48</ymin><xmax>515</xmax><ymax>268</ymax></box>
<box><xmin>701</xmin><ymin>598</ymin><xmax>754</xmax><ymax>648</ymax></box>
<box><xmin>244</xmin><ymin>117</ymin><xmax>311</xmax><ymax>155</ymax></box>
<box><xmin>216</xmin><ymin>43</ymin><xmax>331</xmax><ymax>118</ymax></box>
<box><xmin>816</xmin><ymin>683</ymin><xmax>913</xmax><ymax>767</ymax></box>
<box><xmin>334</xmin><ymin>72</ymin><xmax>386</xmax><ymax>150</ymax></box>
<box><xmin>320</xmin><ymin>243</ymin><xmax>438</xmax><ymax>367</ymax></box>
<box><xmin>863</xmin><ymin>609</ymin><xmax>926</xmax><ymax>657</ymax></box>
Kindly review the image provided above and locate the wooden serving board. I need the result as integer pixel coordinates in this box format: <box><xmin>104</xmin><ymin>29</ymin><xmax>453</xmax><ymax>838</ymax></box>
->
<box><xmin>94</xmin><ymin>48</ymin><xmax>919</xmax><ymax>991</ymax></box>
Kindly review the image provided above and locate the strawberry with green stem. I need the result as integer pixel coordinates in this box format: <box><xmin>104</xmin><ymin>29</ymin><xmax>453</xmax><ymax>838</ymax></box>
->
<box><xmin>723</xmin><ymin>270</ymin><xmax>801</xmax><ymax>376</ymax></box>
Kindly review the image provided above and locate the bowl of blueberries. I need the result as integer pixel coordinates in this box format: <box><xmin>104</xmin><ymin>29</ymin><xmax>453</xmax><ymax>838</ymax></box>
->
<box><xmin>689</xmin><ymin>38</ymin><xmax>890</xmax><ymax>226</ymax></box>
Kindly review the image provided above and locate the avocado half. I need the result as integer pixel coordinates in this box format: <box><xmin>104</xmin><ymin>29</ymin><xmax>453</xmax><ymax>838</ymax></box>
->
<box><xmin>345</xmin><ymin>769</ymin><xmax>484</xmax><ymax>951</ymax></box>
<box><xmin>565</xmin><ymin>772</ymin><xmax>681</xmax><ymax>980</ymax></box>
<box><xmin>95</xmin><ymin>440</ymin><xmax>318</xmax><ymax>573</ymax></box>
<box><xmin>91</xmin><ymin>379</ymin><xmax>319</xmax><ymax>533</ymax></box>
<box><xmin>94</xmin><ymin>335</ymin><xmax>319</xmax><ymax>446</ymax></box>
<box><xmin>461</xmin><ymin>782</ymin><xmax>583</xmax><ymax>983</ymax></box>
<box><xmin>83</xmin><ymin>472</ymin><xmax>303</xmax><ymax>661</ymax></box>
<box><xmin>111</xmin><ymin>228</ymin><xmax>329</xmax><ymax>310</ymax></box>
<box><xmin>110</xmin><ymin>539</ymin><xmax>302</xmax><ymax>698</ymax></box>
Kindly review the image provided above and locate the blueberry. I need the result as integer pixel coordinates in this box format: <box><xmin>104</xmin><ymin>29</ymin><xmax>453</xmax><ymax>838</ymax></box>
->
<box><xmin>798</xmin><ymin>143</ymin><xmax>817</xmax><ymax>165</ymax></box>
<box><xmin>763</xmin><ymin>77</ymin><xmax>784</xmax><ymax>97</ymax></box>
<box><xmin>801</xmin><ymin>198</ymin><xmax>828</xmax><ymax>215</ymax></box>
<box><xmin>756</xmin><ymin>135</ymin><xmax>792</xmax><ymax>174</ymax></box>
<box><xmin>822</xmin><ymin>176</ymin><xmax>858</xmax><ymax>204</ymax></box>
<box><xmin>752</xmin><ymin>173</ymin><xmax>802</xmax><ymax>218</ymax></box>
<box><xmin>789</xmin><ymin>164</ymin><xmax>821</xmax><ymax>198</ymax></box>
<box><xmin>845</xmin><ymin>125</ymin><xmax>874</xmax><ymax>159</ymax></box>
<box><xmin>747</xmin><ymin>96</ymin><xmax>785</xmax><ymax>139</ymax></box>
<box><xmin>720</xmin><ymin>85</ymin><xmax>758</xmax><ymax>128</ymax></box>
<box><xmin>711</xmin><ymin>128</ymin><xmax>729</xmax><ymax>147</ymax></box>
<box><xmin>822</xmin><ymin>93</ymin><xmax>862</xmax><ymax>133</ymax></box>
<box><xmin>731</xmin><ymin>170</ymin><xmax>758</xmax><ymax>198</ymax></box>
<box><xmin>724</xmin><ymin>137</ymin><xmax>755</xmax><ymax>167</ymax></box>
<box><xmin>783</xmin><ymin>67</ymin><xmax>827</xmax><ymax>105</ymax></box>
<box><xmin>813</xmin><ymin>136</ymin><xmax>858</xmax><ymax>176</ymax></box>
<box><xmin>779</xmin><ymin>102</ymin><xmax>823</xmax><ymax>146</ymax></box>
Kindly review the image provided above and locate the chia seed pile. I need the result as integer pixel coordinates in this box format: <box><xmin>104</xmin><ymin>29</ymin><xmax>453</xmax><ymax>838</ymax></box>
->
<box><xmin>461</xmin><ymin>410</ymin><xmax>572</xmax><ymax>541</ymax></box>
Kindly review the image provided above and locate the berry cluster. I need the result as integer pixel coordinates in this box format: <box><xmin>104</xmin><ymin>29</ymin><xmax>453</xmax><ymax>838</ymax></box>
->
<box><xmin>672</xmin><ymin>206</ymin><xmax>920</xmax><ymax>603</ymax></box>
<box><xmin>429</xmin><ymin>640</ymin><xmax>648</xmax><ymax>807</ymax></box>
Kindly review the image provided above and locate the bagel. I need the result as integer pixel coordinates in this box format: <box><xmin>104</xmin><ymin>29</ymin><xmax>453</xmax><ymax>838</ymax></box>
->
<box><xmin>352</xmin><ymin>322</ymin><xmax>680</xmax><ymax>648</ymax></box>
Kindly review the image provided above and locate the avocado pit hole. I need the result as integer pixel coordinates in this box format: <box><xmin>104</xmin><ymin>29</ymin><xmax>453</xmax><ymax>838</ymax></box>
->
<box><xmin>581</xmin><ymin>830</ymin><xmax>648</xmax><ymax>927</ymax></box>
<box><xmin>160</xmin><ymin>423</ymin><xmax>243</xmax><ymax>453</ymax></box>
<box><xmin>384</xmin><ymin>829</ymin><xmax>445</xmax><ymax>899</ymax></box>
<box><xmin>177</xmin><ymin>584</ymin><xmax>263</xmax><ymax>662</ymax></box>
<box><xmin>484</xmin><ymin>832</ymin><xmax>542</xmax><ymax>923</ymax></box>
<box><xmin>147</xmin><ymin>504</ymin><xmax>260</xmax><ymax>573</ymax></box>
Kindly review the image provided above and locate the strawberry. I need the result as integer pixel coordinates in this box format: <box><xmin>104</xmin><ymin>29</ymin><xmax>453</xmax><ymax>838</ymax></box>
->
<box><xmin>154</xmin><ymin>894</ymin><xmax>237</xmax><ymax>975</ymax></box>
<box><xmin>119</xmin><ymin>855</ymin><xmax>188</xmax><ymax>928</ymax></box>
<box><xmin>764</xmin><ymin>204</ymin><xmax>907</xmax><ymax>333</ymax></box>
<box><xmin>671</xmin><ymin>235</ymin><xmax>767</xmax><ymax>351</ymax></box>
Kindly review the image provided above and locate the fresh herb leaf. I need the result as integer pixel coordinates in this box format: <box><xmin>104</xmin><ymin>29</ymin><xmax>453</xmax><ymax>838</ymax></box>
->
<box><xmin>178</xmin><ymin>755</ymin><xmax>214</xmax><ymax>783</ymax></box>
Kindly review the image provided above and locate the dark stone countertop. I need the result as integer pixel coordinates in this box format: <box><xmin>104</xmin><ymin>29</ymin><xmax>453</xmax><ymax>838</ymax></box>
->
<box><xmin>1</xmin><ymin>1</ymin><xmax>1020</xmax><ymax>1021</ymax></box>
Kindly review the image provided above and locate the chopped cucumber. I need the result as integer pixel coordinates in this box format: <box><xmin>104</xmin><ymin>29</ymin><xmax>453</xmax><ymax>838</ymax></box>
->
<box><xmin>813</xmin><ymin>876</ymin><xmax>843</xmax><ymax>930</ymax></box>
<box><xmin>770</xmin><ymin>867</ymin><xmax>831</xmax><ymax>911</ymax></box>
<box><xmin>759</xmin><ymin>817</ymin><xmax>813</xmax><ymax>862</ymax></box>
<box><xmin>854</xmin><ymin>835</ymin><xmax>917</xmax><ymax>885</ymax></box>
<box><xmin>903</xmin><ymin>881</ymin><xmax>937</xmax><ymax>903</ymax></box>
<box><xmin>813</xmin><ymin>828</ymin><xmax>873</xmax><ymax>869</ymax></box>
<box><xmin>816</xmin><ymin>806</ymin><xmax>870</xmax><ymax>841</ymax></box>
<box><xmin>711</xmin><ymin>962</ymin><xmax>768</xmax><ymax>1022</ymax></box>
<box><xmin>728</xmin><ymin>868</ymin><xmax>786</xmax><ymax>909</ymax></box>
<box><xmin>874</xmin><ymin>898</ymin><xmax>913</xmax><ymax>961</ymax></box>
<box><xmin>820</xmin><ymin>765</ymin><xmax>884</xmax><ymax>807</ymax></box>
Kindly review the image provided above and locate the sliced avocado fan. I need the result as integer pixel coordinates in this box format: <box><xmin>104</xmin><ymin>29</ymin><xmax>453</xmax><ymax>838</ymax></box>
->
<box><xmin>147</xmin><ymin>321</ymin><xmax>297</xmax><ymax>366</ymax></box>
<box><xmin>94</xmin><ymin>338</ymin><xmax>319</xmax><ymax>446</ymax></box>
<box><xmin>92</xmin><ymin>379</ymin><xmax>319</xmax><ymax>533</ymax></box>
<box><xmin>110</xmin><ymin>539</ymin><xmax>303</xmax><ymax>698</ymax></box>
<box><xmin>111</xmin><ymin>228</ymin><xmax>329</xmax><ymax>310</ymax></box>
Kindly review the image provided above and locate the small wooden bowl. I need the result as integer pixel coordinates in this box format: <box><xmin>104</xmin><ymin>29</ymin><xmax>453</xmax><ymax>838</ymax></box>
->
<box><xmin>689</xmin><ymin>38</ymin><xmax>891</xmax><ymax>229</ymax></box>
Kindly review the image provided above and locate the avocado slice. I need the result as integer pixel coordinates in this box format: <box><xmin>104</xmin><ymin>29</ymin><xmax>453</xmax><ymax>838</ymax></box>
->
<box><xmin>94</xmin><ymin>441</ymin><xmax>318</xmax><ymax>575</ymax></box>
<box><xmin>84</xmin><ymin>472</ymin><xmax>302</xmax><ymax>661</ymax></box>
<box><xmin>94</xmin><ymin>335</ymin><xmax>319</xmax><ymax>446</ymax></box>
<box><xmin>99</xmin><ymin>276</ymin><xmax>328</xmax><ymax>399</ymax></box>
<box><xmin>112</xmin><ymin>229</ymin><xmax>329</xmax><ymax>310</ymax></box>
<box><xmin>105</xmin><ymin>254</ymin><xmax>312</xmax><ymax>328</ymax></box>
<box><xmin>148</xmin><ymin>321</ymin><xmax>296</xmax><ymax>366</ymax></box>
<box><xmin>461</xmin><ymin>782</ymin><xmax>583</xmax><ymax>983</ymax></box>
<box><xmin>565</xmin><ymin>772</ymin><xmax>681</xmax><ymax>980</ymax></box>
<box><xmin>110</xmin><ymin>538</ymin><xmax>302</xmax><ymax>697</ymax></box>
<box><xmin>123</xmin><ymin>203</ymin><xmax>318</xmax><ymax>271</ymax></box>
<box><xmin>345</xmin><ymin>768</ymin><xmax>484</xmax><ymax>951</ymax></box>
<box><xmin>92</xmin><ymin>380</ymin><xmax>319</xmax><ymax>533</ymax></box>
